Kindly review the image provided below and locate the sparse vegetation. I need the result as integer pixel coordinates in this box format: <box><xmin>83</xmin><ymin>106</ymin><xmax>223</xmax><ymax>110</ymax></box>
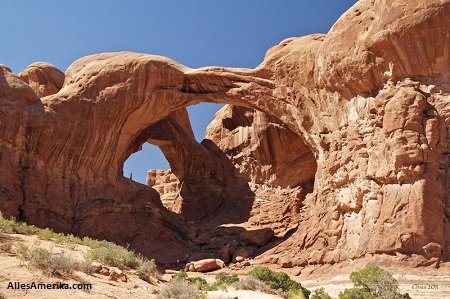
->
<box><xmin>0</xmin><ymin>212</ymin><xmax>160</xmax><ymax>279</ymax></box>
<box><xmin>188</xmin><ymin>276</ymin><xmax>214</xmax><ymax>291</ymax></box>
<box><xmin>0</xmin><ymin>241</ymin><xmax>13</xmax><ymax>253</ymax></box>
<box><xmin>157</xmin><ymin>279</ymin><xmax>205</xmax><ymax>299</ymax></box>
<box><xmin>215</xmin><ymin>272</ymin><xmax>239</xmax><ymax>289</ymax></box>
<box><xmin>171</xmin><ymin>271</ymin><xmax>189</xmax><ymax>281</ymax></box>
<box><xmin>29</xmin><ymin>246</ymin><xmax>51</xmax><ymax>267</ymax></box>
<box><xmin>169</xmin><ymin>271</ymin><xmax>239</xmax><ymax>292</ymax></box>
<box><xmin>137</xmin><ymin>258</ymin><xmax>158</xmax><ymax>279</ymax></box>
<box><xmin>171</xmin><ymin>271</ymin><xmax>216</xmax><ymax>291</ymax></box>
<box><xmin>249</xmin><ymin>266</ymin><xmax>310</xmax><ymax>299</ymax></box>
<box><xmin>339</xmin><ymin>266</ymin><xmax>411</xmax><ymax>299</ymax></box>
<box><xmin>47</xmin><ymin>252</ymin><xmax>81</xmax><ymax>275</ymax></box>
<box><xmin>14</xmin><ymin>243</ymin><xmax>93</xmax><ymax>276</ymax></box>
<box><xmin>233</xmin><ymin>276</ymin><xmax>276</xmax><ymax>294</ymax></box>
<box><xmin>310</xmin><ymin>287</ymin><xmax>332</xmax><ymax>299</ymax></box>
<box><xmin>88</xmin><ymin>242</ymin><xmax>140</xmax><ymax>268</ymax></box>
<box><xmin>15</xmin><ymin>243</ymin><xmax>31</xmax><ymax>260</ymax></box>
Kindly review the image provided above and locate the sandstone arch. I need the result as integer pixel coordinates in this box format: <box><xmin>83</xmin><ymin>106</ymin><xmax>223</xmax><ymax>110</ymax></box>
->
<box><xmin>1</xmin><ymin>0</ymin><xmax>449</xmax><ymax>266</ymax></box>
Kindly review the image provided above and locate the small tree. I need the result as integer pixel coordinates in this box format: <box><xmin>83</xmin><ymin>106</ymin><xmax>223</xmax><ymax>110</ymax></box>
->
<box><xmin>339</xmin><ymin>266</ymin><xmax>411</xmax><ymax>299</ymax></box>
<box><xmin>249</xmin><ymin>266</ymin><xmax>310</xmax><ymax>298</ymax></box>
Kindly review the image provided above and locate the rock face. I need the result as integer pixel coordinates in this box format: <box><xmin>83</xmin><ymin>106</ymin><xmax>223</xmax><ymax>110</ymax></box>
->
<box><xmin>18</xmin><ymin>62</ymin><xmax>65</xmax><ymax>97</ymax></box>
<box><xmin>206</xmin><ymin>105</ymin><xmax>316</xmax><ymax>190</ymax></box>
<box><xmin>143</xmin><ymin>107</ymin><xmax>253</xmax><ymax>221</ymax></box>
<box><xmin>0</xmin><ymin>0</ymin><xmax>449</xmax><ymax>267</ymax></box>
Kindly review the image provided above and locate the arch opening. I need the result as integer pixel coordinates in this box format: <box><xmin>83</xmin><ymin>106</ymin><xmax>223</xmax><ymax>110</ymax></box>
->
<box><xmin>121</xmin><ymin>101</ymin><xmax>318</xmax><ymax>250</ymax></box>
<box><xmin>123</xmin><ymin>143</ymin><xmax>168</xmax><ymax>184</ymax></box>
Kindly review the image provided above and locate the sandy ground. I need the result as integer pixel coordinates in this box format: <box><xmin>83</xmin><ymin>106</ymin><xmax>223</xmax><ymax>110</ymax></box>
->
<box><xmin>300</xmin><ymin>273</ymin><xmax>450</xmax><ymax>299</ymax></box>
<box><xmin>0</xmin><ymin>234</ymin><xmax>159</xmax><ymax>299</ymax></box>
<box><xmin>1</xmin><ymin>233</ymin><xmax>450</xmax><ymax>299</ymax></box>
<box><xmin>208</xmin><ymin>289</ymin><xmax>283</xmax><ymax>298</ymax></box>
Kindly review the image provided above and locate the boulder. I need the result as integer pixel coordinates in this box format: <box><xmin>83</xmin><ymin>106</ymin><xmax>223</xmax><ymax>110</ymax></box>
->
<box><xmin>233</xmin><ymin>247</ymin><xmax>250</xmax><ymax>263</ymax></box>
<box><xmin>240</xmin><ymin>228</ymin><xmax>274</xmax><ymax>247</ymax></box>
<box><xmin>184</xmin><ymin>259</ymin><xmax>225</xmax><ymax>273</ymax></box>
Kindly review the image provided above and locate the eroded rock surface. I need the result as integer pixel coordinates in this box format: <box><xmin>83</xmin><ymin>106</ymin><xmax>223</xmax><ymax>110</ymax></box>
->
<box><xmin>18</xmin><ymin>62</ymin><xmax>65</xmax><ymax>97</ymax></box>
<box><xmin>0</xmin><ymin>0</ymin><xmax>449</xmax><ymax>267</ymax></box>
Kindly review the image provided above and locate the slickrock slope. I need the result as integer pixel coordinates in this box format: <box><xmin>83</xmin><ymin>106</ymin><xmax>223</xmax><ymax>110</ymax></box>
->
<box><xmin>0</xmin><ymin>0</ymin><xmax>449</xmax><ymax>268</ymax></box>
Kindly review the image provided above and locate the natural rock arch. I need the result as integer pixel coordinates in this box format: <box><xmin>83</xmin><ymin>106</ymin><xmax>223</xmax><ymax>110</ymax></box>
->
<box><xmin>1</xmin><ymin>0</ymin><xmax>449</xmax><ymax>266</ymax></box>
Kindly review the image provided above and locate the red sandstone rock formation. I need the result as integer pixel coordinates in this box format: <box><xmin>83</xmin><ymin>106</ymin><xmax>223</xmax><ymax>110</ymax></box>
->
<box><xmin>0</xmin><ymin>0</ymin><xmax>448</xmax><ymax>267</ymax></box>
<box><xmin>17</xmin><ymin>62</ymin><xmax>65</xmax><ymax>98</ymax></box>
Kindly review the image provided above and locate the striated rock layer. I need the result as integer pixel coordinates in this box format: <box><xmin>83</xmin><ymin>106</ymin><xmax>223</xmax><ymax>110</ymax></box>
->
<box><xmin>0</xmin><ymin>0</ymin><xmax>449</xmax><ymax>266</ymax></box>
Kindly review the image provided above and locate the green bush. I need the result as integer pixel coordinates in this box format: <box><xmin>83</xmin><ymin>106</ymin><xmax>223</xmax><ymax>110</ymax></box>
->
<box><xmin>88</xmin><ymin>243</ymin><xmax>140</xmax><ymax>269</ymax></box>
<box><xmin>339</xmin><ymin>288</ymin><xmax>375</xmax><ymax>299</ymax></box>
<box><xmin>189</xmin><ymin>277</ymin><xmax>215</xmax><ymax>291</ymax></box>
<box><xmin>215</xmin><ymin>272</ymin><xmax>239</xmax><ymax>287</ymax></box>
<box><xmin>310</xmin><ymin>287</ymin><xmax>332</xmax><ymax>299</ymax></box>
<box><xmin>0</xmin><ymin>213</ymin><xmax>40</xmax><ymax>235</ymax></box>
<box><xmin>287</xmin><ymin>288</ymin><xmax>307</xmax><ymax>299</ymax></box>
<box><xmin>339</xmin><ymin>266</ymin><xmax>411</xmax><ymax>299</ymax></box>
<box><xmin>15</xmin><ymin>243</ymin><xmax>30</xmax><ymax>260</ymax></box>
<box><xmin>137</xmin><ymin>258</ymin><xmax>157</xmax><ymax>279</ymax></box>
<box><xmin>249</xmin><ymin>266</ymin><xmax>310</xmax><ymax>298</ymax></box>
<box><xmin>29</xmin><ymin>247</ymin><xmax>51</xmax><ymax>267</ymax></box>
<box><xmin>170</xmin><ymin>271</ymin><xmax>217</xmax><ymax>291</ymax></box>
<box><xmin>171</xmin><ymin>271</ymin><xmax>189</xmax><ymax>281</ymax></box>
<box><xmin>36</xmin><ymin>228</ymin><xmax>54</xmax><ymax>240</ymax></box>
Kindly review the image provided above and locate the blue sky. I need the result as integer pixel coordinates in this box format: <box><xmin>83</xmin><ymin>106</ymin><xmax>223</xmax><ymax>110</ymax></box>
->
<box><xmin>1</xmin><ymin>0</ymin><xmax>357</xmax><ymax>183</ymax></box>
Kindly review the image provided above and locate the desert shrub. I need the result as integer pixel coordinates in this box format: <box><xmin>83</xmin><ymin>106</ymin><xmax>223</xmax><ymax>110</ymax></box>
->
<box><xmin>29</xmin><ymin>247</ymin><xmax>51</xmax><ymax>267</ymax></box>
<box><xmin>36</xmin><ymin>228</ymin><xmax>54</xmax><ymax>240</ymax></box>
<box><xmin>189</xmin><ymin>276</ymin><xmax>215</xmax><ymax>291</ymax></box>
<box><xmin>157</xmin><ymin>279</ymin><xmax>205</xmax><ymax>299</ymax></box>
<box><xmin>0</xmin><ymin>213</ymin><xmax>161</xmax><ymax>279</ymax></box>
<box><xmin>78</xmin><ymin>256</ymin><xmax>94</xmax><ymax>274</ymax></box>
<box><xmin>15</xmin><ymin>243</ymin><xmax>89</xmax><ymax>276</ymax></box>
<box><xmin>339</xmin><ymin>266</ymin><xmax>411</xmax><ymax>299</ymax></box>
<box><xmin>170</xmin><ymin>271</ymin><xmax>216</xmax><ymax>291</ymax></box>
<box><xmin>171</xmin><ymin>271</ymin><xmax>189</xmax><ymax>281</ymax></box>
<box><xmin>233</xmin><ymin>276</ymin><xmax>276</xmax><ymax>294</ymax></box>
<box><xmin>0</xmin><ymin>241</ymin><xmax>13</xmax><ymax>253</ymax></box>
<box><xmin>137</xmin><ymin>258</ymin><xmax>158</xmax><ymax>279</ymax></box>
<box><xmin>0</xmin><ymin>213</ymin><xmax>13</xmax><ymax>234</ymax></box>
<box><xmin>249</xmin><ymin>266</ymin><xmax>310</xmax><ymax>298</ymax></box>
<box><xmin>339</xmin><ymin>288</ymin><xmax>375</xmax><ymax>299</ymax></box>
<box><xmin>215</xmin><ymin>272</ymin><xmax>239</xmax><ymax>288</ymax></box>
<box><xmin>79</xmin><ymin>236</ymin><xmax>98</xmax><ymax>248</ymax></box>
<box><xmin>46</xmin><ymin>252</ymin><xmax>80</xmax><ymax>275</ymax></box>
<box><xmin>310</xmin><ymin>287</ymin><xmax>332</xmax><ymax>299</ymax></box>
<box><xmin>88</xmin><ymin>242</ymin><xmax>140</xmax><ymax>269</ymax></box>
<box><xmin>287</xmin><ymin>288</ymin><xmax>308</xmax><ymax>299</ymax></box>
<box><xmin>0</xmin><ymin>213</ymin><xmax>39</xmax><ymax>235</ymax></box>
<box><xmin>15</xmin><ymin>243</ymin><xmax>30</xmax><ymax>260</ymax></box>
